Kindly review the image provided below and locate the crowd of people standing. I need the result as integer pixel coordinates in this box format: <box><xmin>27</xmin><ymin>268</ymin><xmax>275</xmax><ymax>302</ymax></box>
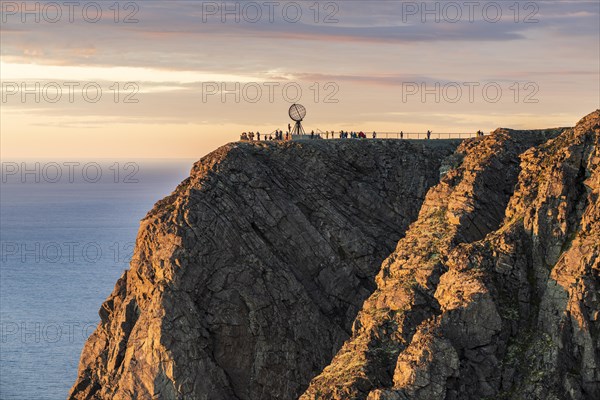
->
<box><xmin>241</xmin><ymin>129</ymin><xmax>486</xmax><ymax>141</ymax></box>
<box><xmin>240</xmin><ymin>130</ymin><xmax>290</xmax><ymax>141</ymax></box>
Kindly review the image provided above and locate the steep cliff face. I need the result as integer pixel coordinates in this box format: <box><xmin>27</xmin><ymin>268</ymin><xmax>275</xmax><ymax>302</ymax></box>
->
<box><xmin>71</xmin><ymin>110</ymin><xmax>599</xmax><ymax>400</ymax></box>
<box><xmin>69</xmin><ymin>140</ymin><xmax>459</xmax><ymax>400</ymax></box>
<box><xmin>302</xmin><ymin>110</ymin><xmax>599</xmax><ymax>400</ymax></box>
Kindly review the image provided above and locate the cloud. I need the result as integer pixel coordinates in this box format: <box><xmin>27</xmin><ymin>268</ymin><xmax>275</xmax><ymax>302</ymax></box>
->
<box><xmin>0</xmin><ymin>62</ymin><xmax>266</xmax><ymax>83</ymax></box>
<box><xmin>4</xmin><ymin>0</ymin><xmax>597</xmax><ymax>71</ymax></box>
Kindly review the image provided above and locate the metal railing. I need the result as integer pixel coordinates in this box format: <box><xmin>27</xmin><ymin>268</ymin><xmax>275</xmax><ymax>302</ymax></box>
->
<box><xmin>313</xmin><ymin>130</ymin><xmax>481</xmax><ymax>140</ymax></box>
<box><xmin>241</xmin><ymin>130</ymin><xmax>484</xmax><ymax>141</ymax></box>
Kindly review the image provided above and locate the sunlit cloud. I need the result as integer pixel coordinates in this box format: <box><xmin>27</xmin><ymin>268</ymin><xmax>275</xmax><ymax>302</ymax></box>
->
<box><xmin>0</xmin><ymin>62</ymin><xmax>265</xmax><ymax>84</ymax></box>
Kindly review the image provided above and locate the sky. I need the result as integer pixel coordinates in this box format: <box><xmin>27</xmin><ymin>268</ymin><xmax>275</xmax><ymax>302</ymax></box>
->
<box><xmin>1</xmin><ymin>0</ymin><xmax>599</xmax><ymax>159</ymax></box>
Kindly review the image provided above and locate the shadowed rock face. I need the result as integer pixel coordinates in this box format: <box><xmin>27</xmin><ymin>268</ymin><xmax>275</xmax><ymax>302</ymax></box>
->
<box><xmin>69</xmin><ymin>139</ymin><xmax>460</xmax><ymax>400</ymax></box>
<box><xmin>302</xmin><ymin>110</ymin><xmax>599</xmax><ymax>400</ymax></box>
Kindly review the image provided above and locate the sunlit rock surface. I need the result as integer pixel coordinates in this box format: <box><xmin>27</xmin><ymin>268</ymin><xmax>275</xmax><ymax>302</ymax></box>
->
<box><xmin>69</xmin><ymin>139</ymin><xmax>459</xmax><ymax>400</ymax></box>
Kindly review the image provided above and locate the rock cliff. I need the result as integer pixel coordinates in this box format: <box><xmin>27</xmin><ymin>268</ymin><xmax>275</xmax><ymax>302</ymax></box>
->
<box><xmin>69</xmin><ymin>140</ymin><xmax>459</xmax><ymax>400</ymax></box>
<box><xmin>70</xmin><ymin>110</ymin><xmax>599</xmax><ymax>400</ymax></box>
<box><xmin>302</xmin><ymin>110</ymin><xmax>599</xmax><ymax>399</ymax></box>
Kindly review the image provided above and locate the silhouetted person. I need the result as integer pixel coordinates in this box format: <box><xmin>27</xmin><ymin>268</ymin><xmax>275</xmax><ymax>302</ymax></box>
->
<box><xmin>400</xmin><ymin>131</ymin><xmax>404</xmax><ymax>139</ymax></box>
<box><xmin>372</xmin><ymin>131</ymin><xmax>376</xmax><ymax>139</ymax></box>
<box><xmin>427</xmin><ymin>130</ymin><xmax>431</xmax><ymax>140</ymax></box>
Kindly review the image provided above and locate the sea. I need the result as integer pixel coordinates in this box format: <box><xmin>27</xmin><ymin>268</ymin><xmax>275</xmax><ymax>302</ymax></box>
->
<box><xmin>0</xmin><ymin>159</ymin><xmax>194</xmax><ymax>400</ymax></box>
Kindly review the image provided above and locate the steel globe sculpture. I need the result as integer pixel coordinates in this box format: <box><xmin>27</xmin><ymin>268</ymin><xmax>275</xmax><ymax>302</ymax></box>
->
<box><xmin>289</xmin><ymin>104</ymin><xmax>306</xmax><ymax>136</ymax></box>
<box><xmin>289</xmin><ymin>104</ymin><xmax>306</xmax><ymax>122</ymax></box>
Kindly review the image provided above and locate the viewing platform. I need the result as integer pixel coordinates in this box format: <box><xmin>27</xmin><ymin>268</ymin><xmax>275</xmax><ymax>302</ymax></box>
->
<box><xmin>240</xmin><ymin>131</ymin><xmax>484</xmax><ymax>142</ymax></box>
<box><xmin>290</xmin><ymin>131</ymin><xmax>482</xmax><ymax>140</ymax></box>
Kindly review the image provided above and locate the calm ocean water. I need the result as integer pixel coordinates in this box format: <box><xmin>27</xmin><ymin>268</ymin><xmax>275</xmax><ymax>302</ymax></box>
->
<box><xmin>0</xmin><ymin>160</ymin><xmax>194</xmax><ymax>400</ymax></box>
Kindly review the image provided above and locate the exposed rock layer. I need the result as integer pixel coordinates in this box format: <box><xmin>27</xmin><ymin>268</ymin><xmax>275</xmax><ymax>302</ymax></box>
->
<box><xmin>69</xmin><ymin>140</ymin><xmax>459</xmax><ymax>400</ymax></box>
<box><xmin>302</xmin><ymin>110</ymin><xmax>600</xmax><ymax>399</ymax></box>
